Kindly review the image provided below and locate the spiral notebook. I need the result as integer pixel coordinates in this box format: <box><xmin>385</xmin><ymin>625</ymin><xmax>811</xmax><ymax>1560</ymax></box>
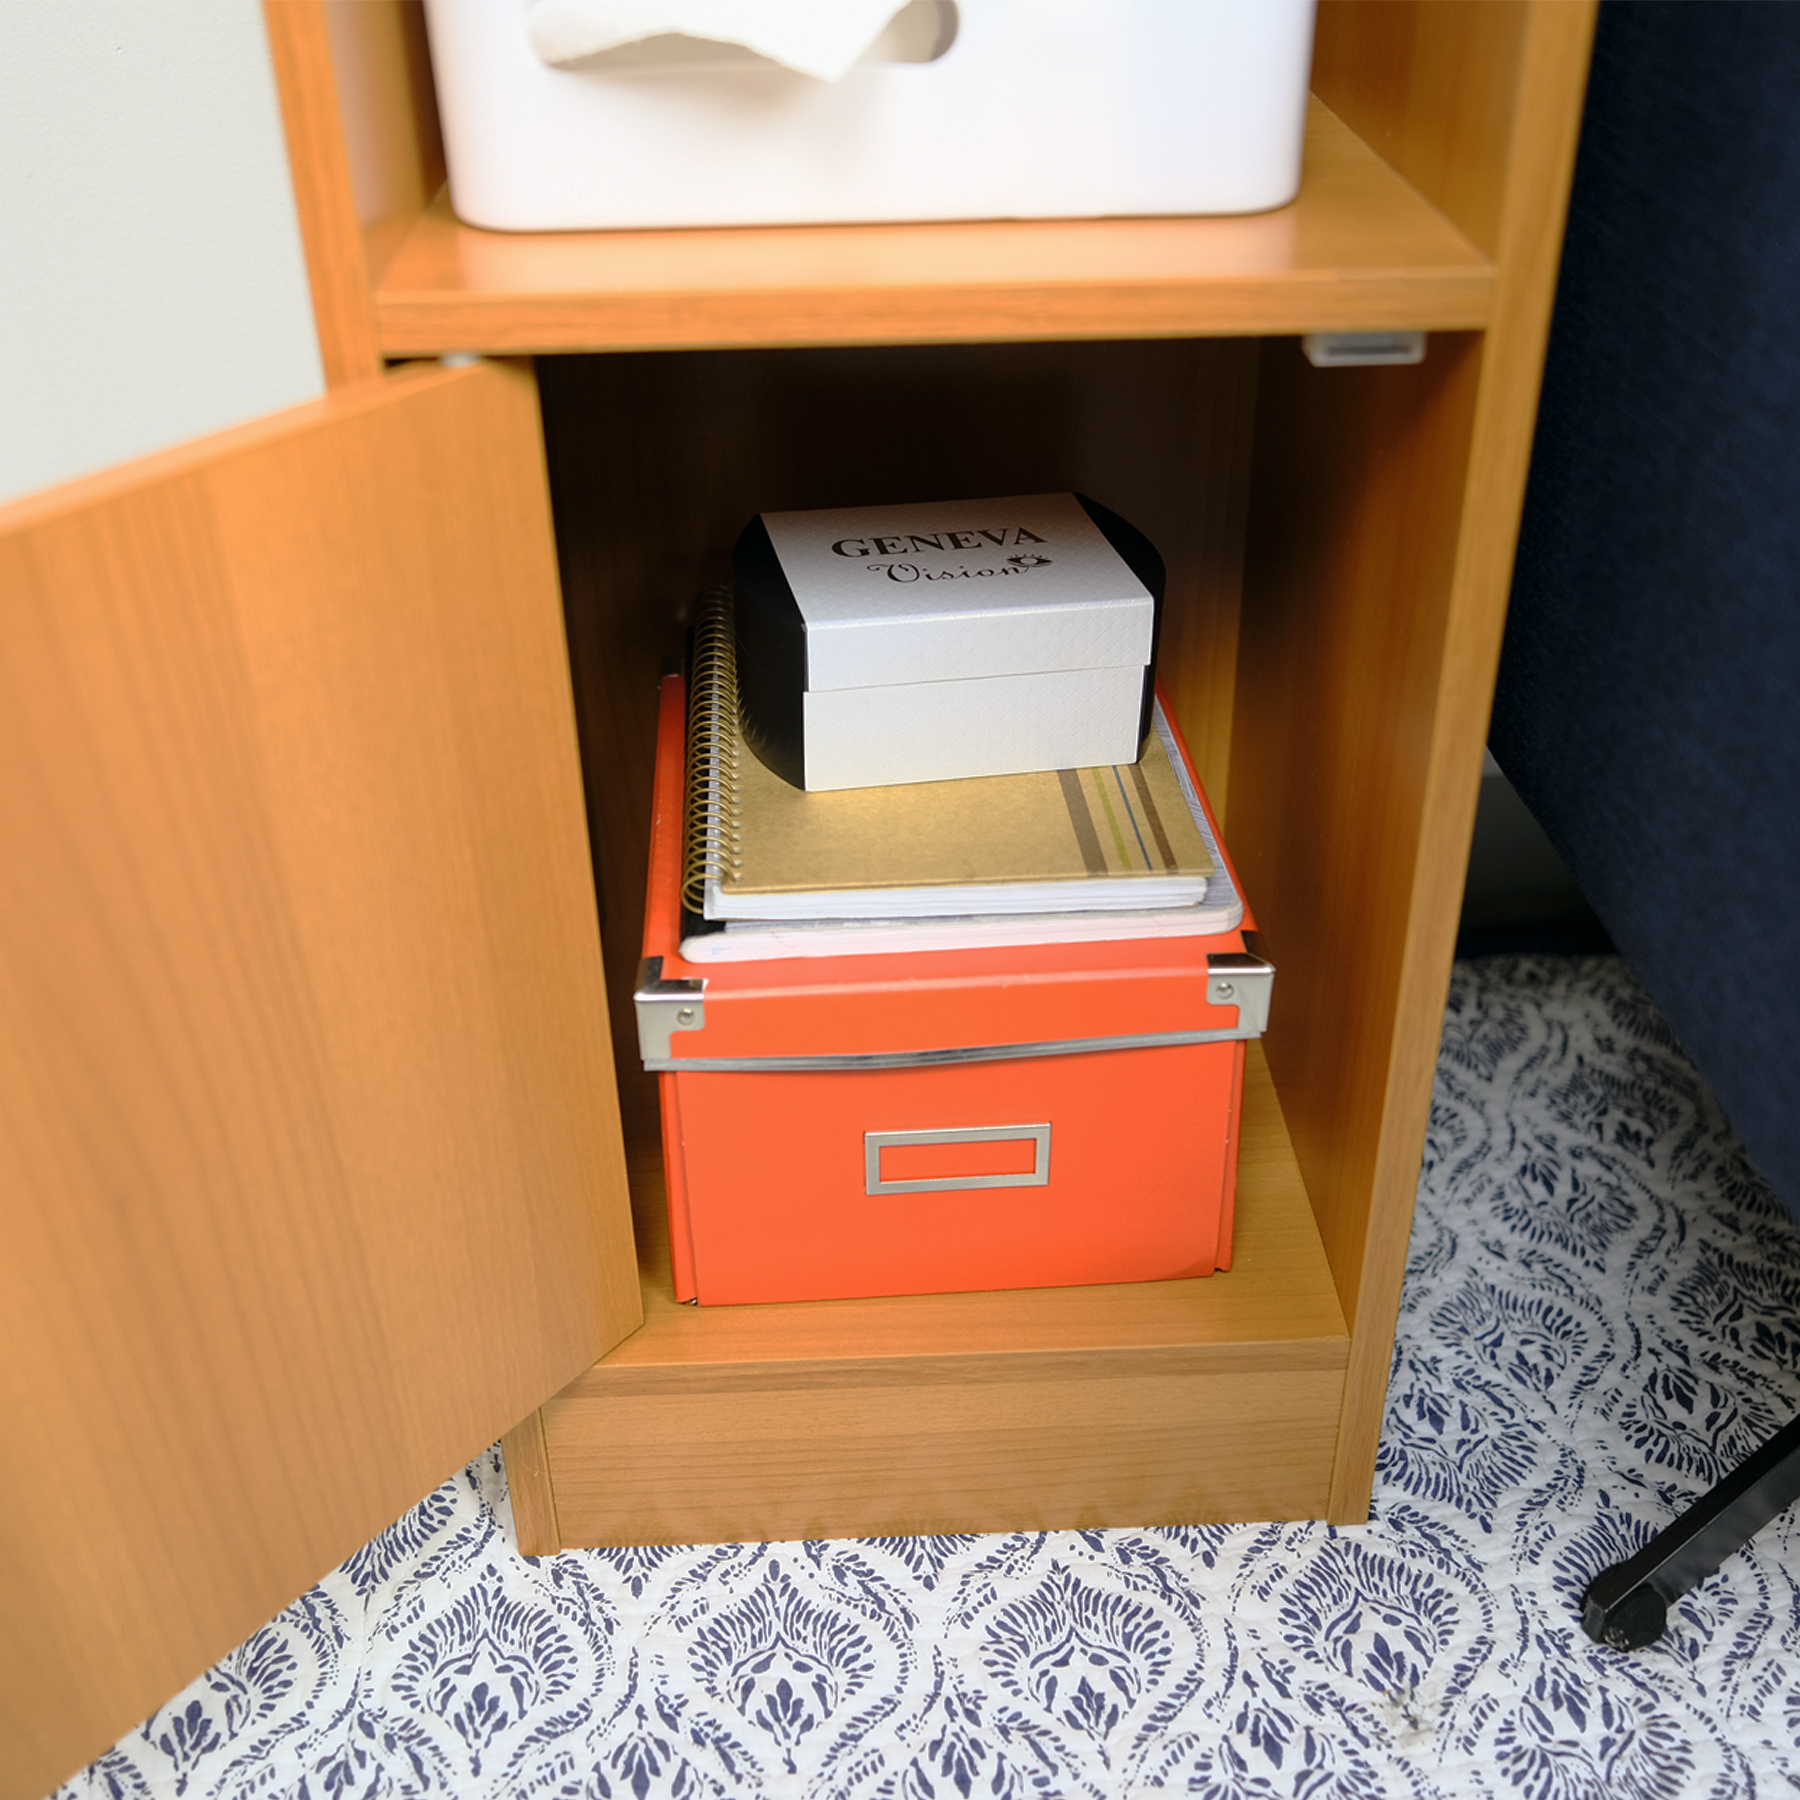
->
<box><xmin>680</xmin><ymin>594</ymin><xmax>1242</xmax><ymax>959</ymax></box>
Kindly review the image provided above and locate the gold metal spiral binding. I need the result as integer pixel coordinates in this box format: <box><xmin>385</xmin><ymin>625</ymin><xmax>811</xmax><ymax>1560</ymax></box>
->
<box><xmin>681</xmin><ymin>589</ymin><xmax>744</xmax><ymax>913</ymax></box>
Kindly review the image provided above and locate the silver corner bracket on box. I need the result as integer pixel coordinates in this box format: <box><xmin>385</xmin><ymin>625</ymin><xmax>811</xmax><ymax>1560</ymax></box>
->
<box><xmin>1205</xmin><ymin>930</ymin><xmax>1274</xmax><ymax>1036</ymax></box>
<box><xmin>635</xmin><ymin>957</ymin><xmax>706</xmax><ymax>1062</ymax></box>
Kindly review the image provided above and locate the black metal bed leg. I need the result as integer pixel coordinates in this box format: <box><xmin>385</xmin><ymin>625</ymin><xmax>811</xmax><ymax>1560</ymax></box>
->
<box><xmin>1582</xmin><ymin>1411</ymin><xmax>1800</xmax><ymax>1648</ymax></box>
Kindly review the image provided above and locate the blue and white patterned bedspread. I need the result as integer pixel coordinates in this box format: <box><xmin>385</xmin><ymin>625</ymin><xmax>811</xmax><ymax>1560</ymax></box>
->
<box><xmin>59</xmin><ymin>957</ymin><xmax>1800</xmax><ymax>1798</ymax></box>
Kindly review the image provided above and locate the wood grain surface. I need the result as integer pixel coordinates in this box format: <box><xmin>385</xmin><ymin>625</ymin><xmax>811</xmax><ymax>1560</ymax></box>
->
<box><xmin>0</xmin><ymin>362</ymin><xmax>638</xmax><ymax>1800</ymax></box>
<box><xmin>372</xmin><ymin>103</ymin><xmax>1490</xmax><ymax>356</ymax></box>
<box><xmin>262</xmin><ymin>0</ymin><xmax>382</xmax><ymax>384</ymax></box>
<box><xmin>1318</xmin><ymin>0</ymin><xmax>1598</xmax><ymax>1519</ymax></box>
<box><xmin>0</xmin><ymin>5</ymin><xmax>1604</xmax><ymax>1784</ymax></box>
<box><xmin>540</xmin><ymin>1051</ymin><xmax>1346</xmax><ymax>1540</ymax></box>
<box><xmin>500</xmin><ymin>1409</ymin><xmax>562</xmax><ymax>1558</ymax></box>
<box><xmin>1314</xmin><ymin>0</ymin><xmax>1530</xmax><ymax>259</ymax></box>
<box><xmin>1232</xmin><ymin>0</ymin><xmax>1598</xmax><ymax>1520</ymax></box>
<box><xmin>1231</xmin><ymin>334</ymin><xmax>1484</xmax><ymax>1510</ymax></box>
<box><xmin>534</xmin><ymin>1045</ymin><xmax>1346</xmax><ymax>1546</ymax></box>
<box><xmin>318</xmin><ymin>0</ymin><xmax>445</xmax><ymax>286</ymax></box>
<box><xmin>545</xmin><ymin>1363</ymin><xmax>1343</xmax><ymax>1546</ymax></box>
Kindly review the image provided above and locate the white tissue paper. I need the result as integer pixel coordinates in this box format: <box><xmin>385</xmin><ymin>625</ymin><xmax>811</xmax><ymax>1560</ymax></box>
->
<box><xmin>525</xmin><ymin>0</ymin><xmax>912</xmax><ymax>81</ymax></box>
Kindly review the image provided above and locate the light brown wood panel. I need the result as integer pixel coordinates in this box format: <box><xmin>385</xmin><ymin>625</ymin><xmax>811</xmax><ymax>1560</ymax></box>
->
<box><xmin>263</xmin><ymin>0</ymin><xmax>382</xmax><ymax>384</ymax></box>
<box><xmin>373</xmin><ymin>103</ymin><xmax>1490</xmax><ymax>357</ymax></box>
<box><xmin>539</xmin><ymin>340</ymin><xmax>1259</xmax><ymax>1106</ymax></box>
<box><xmin>501</xmin><ymin>1409</ymin><xmax>562</xmax><ymax>1558</ymax></box>
<box><xmin>545</xmin><ymin>1364</ymin><xmax>1344</xmax><ymax>1545</ymax></box>
<box><xmin>1234</xmin><ymin>1</ymin><xmax>1598</xmax><ymax>1521</ymax></box>
<box><xmin>1313</xmin><ymin>1</ymin><xmax>1532</xmax><ymax>259</ymax></box>
<box><xmin>319</xmin><ymin>0</ymin><xmax>445</xmax><ymax>284</ymax></box>
<box><xmin>534</xmin><ymin>1047</ymin><xmax>1342</xmax><ymax>1543</ymax></box>
<box><xmin>0</xmin><ymin>362</ymin><xmax>639</xmax><ymax>1800</ymax></box>
<box><xmin>1229</xmin><ymin>330</ymin><xmax>1483</xmax><ymax>1418</ymax></box>
<box><xmin>1319</xmin><ymin>0</ymin><xmax>1598</xmax><ymax>1517</ymax></box>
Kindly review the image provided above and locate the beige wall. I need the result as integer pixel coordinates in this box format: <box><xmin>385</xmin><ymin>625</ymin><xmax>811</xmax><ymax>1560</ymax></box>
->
<box><xmin>0</xmin><ymin>1</ymin><xmax>324</xmax><ymax>505</ymax></box>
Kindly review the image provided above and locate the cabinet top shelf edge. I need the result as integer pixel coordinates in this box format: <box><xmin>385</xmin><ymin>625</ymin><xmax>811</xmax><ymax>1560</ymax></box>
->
<box><xmin>372</xmin><ymin>99</ymin><xmax>1491</xmax><ymax>358</ymax></box>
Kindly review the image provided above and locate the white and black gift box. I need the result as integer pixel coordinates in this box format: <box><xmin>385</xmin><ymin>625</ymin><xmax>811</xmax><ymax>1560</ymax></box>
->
<box><xmin>732</xmin><ymin>493</ymin><xmax>1164</xmax><ymax>791</ymax></box>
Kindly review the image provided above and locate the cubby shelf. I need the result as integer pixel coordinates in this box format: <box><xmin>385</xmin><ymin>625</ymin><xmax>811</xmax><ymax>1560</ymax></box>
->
<box><xmin>372</xmin><ymin>102</ymin><xmax>1491</xmax><ymax>357</ymax></box>
<box><xmin>543</xmin><ymin>1046</ymin><xmax>1351</xmax><ymax>1545</ymax></box>
<box><xmin>606</xmin><ymin>1048</ymin><xmax>1343</xmax><ymax>1375</ymax></box>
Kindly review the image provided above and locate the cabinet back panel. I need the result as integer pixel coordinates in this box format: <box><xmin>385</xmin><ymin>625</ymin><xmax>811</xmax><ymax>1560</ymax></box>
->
<box><xmin>1313</xmin><ymin>0</ymin><xmax>1530</xmax><ymax>260</ymax></box>
<box><xmin>537</xmin><ymin>341</ymin><xmax>1258</xmax><ymax>1136</ymax></box>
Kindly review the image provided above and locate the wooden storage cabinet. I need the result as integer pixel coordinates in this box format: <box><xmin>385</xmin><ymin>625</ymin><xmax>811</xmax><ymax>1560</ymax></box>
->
<box><xmin>271</xmin><ymin>0</ymin><xmax>1597</xmax><ymax>1549</ymax></box>
<box><xmin>0</xmin><ymin>8</ymin><xmax>1598</xmax><ymax>1792</ymax></box>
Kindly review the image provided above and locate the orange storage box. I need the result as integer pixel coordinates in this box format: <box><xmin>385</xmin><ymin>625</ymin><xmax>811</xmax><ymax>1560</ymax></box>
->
<box><xmin>636</xmin><ymin>675</ymin><xmax>1272</xmax><ymax>1306</ymax></box>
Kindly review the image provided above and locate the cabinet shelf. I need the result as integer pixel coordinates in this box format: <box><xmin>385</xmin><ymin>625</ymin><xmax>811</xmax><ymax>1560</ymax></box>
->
<box><xmin>541</xmin><ymin>1045</ymin><xmax>1352</xmax><ymax>1545</ymax></box>
<box><xmin>372</xmin><ymin>101</ymin><xmax>1490</xmax><ymax>358</ymax></box>
<box><xmin>605</xmin><ymin>1044</ymin><xmax>1343</xmax><ymax>1374</ymax></box>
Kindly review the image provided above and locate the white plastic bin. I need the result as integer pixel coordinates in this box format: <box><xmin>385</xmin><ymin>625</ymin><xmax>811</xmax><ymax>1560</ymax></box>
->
<box><xmin>422</xmin><ymin>0</ymin><xmax>1319</xmax><ymax>232</ymax></box>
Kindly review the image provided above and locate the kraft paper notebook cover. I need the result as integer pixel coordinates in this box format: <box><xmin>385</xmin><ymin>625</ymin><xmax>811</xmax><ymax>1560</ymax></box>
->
<box><xmin>684</xmin><ymin>592</ymin><xmax>1224</xmax><ymax>927</ymax></box>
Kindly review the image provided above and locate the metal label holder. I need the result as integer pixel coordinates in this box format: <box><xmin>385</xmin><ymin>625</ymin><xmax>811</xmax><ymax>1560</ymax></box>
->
<box><xmin>864</xmin><ymin>1123</ymin><xmax>1052</xmax><ymax>1195</ymax></box>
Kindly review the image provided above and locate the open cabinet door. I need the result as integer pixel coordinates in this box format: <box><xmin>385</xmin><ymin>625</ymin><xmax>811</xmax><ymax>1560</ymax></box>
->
<box><xmin>0</xmin><ymin>360</ymin><xmax>641</xmax><ymax>1800</ymax></box>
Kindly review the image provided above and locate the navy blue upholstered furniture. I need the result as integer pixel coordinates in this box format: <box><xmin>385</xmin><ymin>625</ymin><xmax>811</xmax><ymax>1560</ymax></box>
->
<box><xmin>1490</xmin><ymin>1</ymin><xmax>1800</xmax><ymax>1646</ymax></box>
